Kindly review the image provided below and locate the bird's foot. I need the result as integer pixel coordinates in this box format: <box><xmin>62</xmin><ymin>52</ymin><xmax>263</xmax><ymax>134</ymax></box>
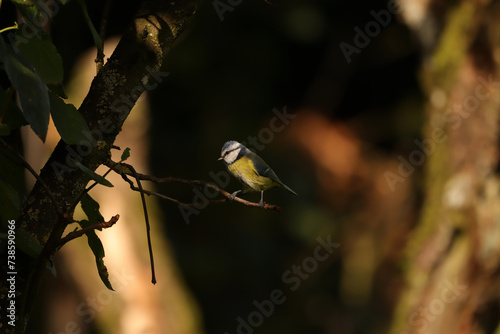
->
<box><xmin>229</xmin><ymin>190</ymin><xmax>241</xmax><ymax>201</ymax></box>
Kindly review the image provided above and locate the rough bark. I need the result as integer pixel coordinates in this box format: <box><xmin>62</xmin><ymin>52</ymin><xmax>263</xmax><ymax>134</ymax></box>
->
<box><xmin>391</xmin><ymin>1</ymin><xmax>500</xmax><ymax>333</ymax></box>
<box><xmin>0</xmin><ymin>1</ymin><xmax>201</xmax><ymax>333</ymax></box>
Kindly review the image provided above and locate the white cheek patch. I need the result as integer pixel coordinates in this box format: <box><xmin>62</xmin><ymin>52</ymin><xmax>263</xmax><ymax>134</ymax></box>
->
<box><xmin>225</xmin><ymin>148</ymin><xmax>240</xmax><ymax>164</ymax></box>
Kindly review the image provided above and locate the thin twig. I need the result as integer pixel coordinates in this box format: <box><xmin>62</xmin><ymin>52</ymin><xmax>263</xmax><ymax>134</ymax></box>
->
<box><xmin>116</xmin><ymin>170</ymin><xmax>225</xmax><ymax>207</ymax></box>
<box><xmin>77</xmin><ymin>0</ymin><xmax>105</xmax><ymax>72</ymax></box>
<box><xmin>99</xmin><ymin>0</ymin><xmax>112</xmax><ymax>41</ymax></box>
<box><xmin>0</xmin><ymin>22</ymin><xmax>19</xmax><ymax>34</ymax></box>
<box><xmin>106</xmin><ymin>160</ymin><xmax>283</xmax><ymax>212</ymax></box>
<box><xmin>127</xmin><ymin>164</ymin><xmax>157</xmax><ymax>285</ymax></box>
<box><xmin>85</xmin><ymin>166</ymin><xmax>114</xmax><ymax>194</ymax></box>
<box><xmin>119</xmin><ymin>173</ymin><xmax>190</xmax><ymax>205</ymax></box>
<box><xmin>134</xmin><ymin>179</ymin><xmax>229</xmax><ymax>206</ymax></box>
<box><xmin>58</xmin><ymin>215</ymin><xmax>120</xmax><ymax>248</ymax></box>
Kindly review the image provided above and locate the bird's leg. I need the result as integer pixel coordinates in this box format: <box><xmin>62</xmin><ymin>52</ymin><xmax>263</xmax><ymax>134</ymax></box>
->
<box><xmin>229</xmin><ymin>190</ymin><xmax>242</xmax><ymax>201</ymax></box>
<box><xmin>259</xmin><ymin>190</ymin><xmax>264</xmax><ymax>208</ymax></box>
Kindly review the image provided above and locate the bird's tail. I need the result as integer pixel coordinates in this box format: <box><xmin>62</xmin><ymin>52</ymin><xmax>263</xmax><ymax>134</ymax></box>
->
<box><xmin>282</xmin><ymin>183</ymin><xmax>298</xmax><ymax>196</ymax></box>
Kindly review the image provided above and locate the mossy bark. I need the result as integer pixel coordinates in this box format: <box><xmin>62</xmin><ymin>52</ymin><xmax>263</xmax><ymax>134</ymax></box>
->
<box><xmin>391</xmin><ymin>1</ymin><xmax>500</xmax><ymax>333</ymax></box>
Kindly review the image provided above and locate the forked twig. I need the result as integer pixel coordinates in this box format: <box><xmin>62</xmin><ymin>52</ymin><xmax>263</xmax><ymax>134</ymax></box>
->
<box><xmin>106</xmin><ymin>160</ymin><xmax>283</xmax><ymax>212</ymax></box>
<box><xmin>58</xmin><ymin>215</ymin><xmax>120</xmax><ymax>248</ymax></box>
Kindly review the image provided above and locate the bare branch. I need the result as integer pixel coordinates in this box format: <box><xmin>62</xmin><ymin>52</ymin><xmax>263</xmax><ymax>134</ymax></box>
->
<box><xmin>126</xmin><ymin>164</ymin><xmax>157</xmax><ymax>285</ymax></box>
<box><xmin>58</xmin><ymin>215</ymin><xmax>120</xmax><ymax>248</ymax></box>
<box><xmin>106</xmin><ymin>160</ymin><xmax>283</xmax><ymax>212</ymax></box>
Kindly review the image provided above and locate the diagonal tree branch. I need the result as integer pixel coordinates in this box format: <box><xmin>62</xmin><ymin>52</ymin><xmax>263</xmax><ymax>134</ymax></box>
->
<box><xmin>10</xmin><ymin>1</ymin><xmax>203</xmax><ymax>332</ymax></box>
<box><xmin>21</xmin><ymin>0</ymin><xmax>201</xmax><ymax>250</ymax></box>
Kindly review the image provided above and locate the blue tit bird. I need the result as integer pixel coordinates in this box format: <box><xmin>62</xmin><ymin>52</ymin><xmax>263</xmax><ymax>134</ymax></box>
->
<box><xmin>218</xmin><ymin>140</ymin><xmax>297</xmax><ymax>207</ymax></box>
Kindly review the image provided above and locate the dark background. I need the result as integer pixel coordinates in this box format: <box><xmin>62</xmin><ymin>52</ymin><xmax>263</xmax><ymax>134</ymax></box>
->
<box><xmin>1</xmin><ymin>0</ymin><xmax>425</xmax><ymax>333</ymax></box>
<box><xmin>145</xmin><ymin>1</ymin><xmax>422</xmax><ymax>333</ymax></box>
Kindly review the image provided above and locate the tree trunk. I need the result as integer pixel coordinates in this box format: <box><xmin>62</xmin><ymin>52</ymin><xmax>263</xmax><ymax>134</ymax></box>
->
<box><xmin>0</xmin><ymin>1</ymin><xmax>201</xmax><ymax>333</ymax></box>
<box><xmin>391</xmin><ymin>1</ymin><xmax>500</xmax><ymax>333</ymax></box>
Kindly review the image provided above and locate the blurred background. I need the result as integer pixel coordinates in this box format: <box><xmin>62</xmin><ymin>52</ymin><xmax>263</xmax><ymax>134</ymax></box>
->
<box><xmin>4</xmin><ymin>0</ymin><xmax>500</xmax><ymax>333</ymax></box>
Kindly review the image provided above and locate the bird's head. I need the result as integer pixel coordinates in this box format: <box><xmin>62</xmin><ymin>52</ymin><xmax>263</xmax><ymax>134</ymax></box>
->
<box><xmin>218</xmin><ymin>140</ymin><xmax>244</xmax><ymax>165</ymax></box>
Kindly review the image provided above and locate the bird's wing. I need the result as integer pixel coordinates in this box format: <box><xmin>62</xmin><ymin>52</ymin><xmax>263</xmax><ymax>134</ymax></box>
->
<box><xmin>248</xmin><ymin>150</ymin><xmax>298</xmax><ymax>196</ymax></box>
<box><xmin>247</xmin><ymin>151</ymin><xmax>282</xmax><ymax>183</ymax></box>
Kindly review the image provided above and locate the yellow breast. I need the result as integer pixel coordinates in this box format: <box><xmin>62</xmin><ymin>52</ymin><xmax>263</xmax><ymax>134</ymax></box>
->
<box><xmin>228</xmin><ymin>156</ymin><xmax>279</xmax><ymax>191</ymax></box>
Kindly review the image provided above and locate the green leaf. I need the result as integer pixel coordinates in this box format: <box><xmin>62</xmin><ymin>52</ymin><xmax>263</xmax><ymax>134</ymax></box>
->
<box><xmin>78</xmin><ymin>219</ymin><xmax>114</xmax><ymax>290</ymax></box>
<box><xmin>47</xmin><ymin>82</ymin><xmax>67</xmax><ymax>99</ymax></box>
<box><xmin>0</xmin><ymin>87</ymin><xmax>28</xmax><ymax>135</ymax></box>
<box><xmin>1</xmin><ymin>38</ymin><xmax>50</xmax><ymax>141</ymax></box>
<box><xmin>95</xmin><ymin>257</ymin><xmax>113</xmax><ymax>290</ymax></box>
<box><xmin>120</xmin><ymin>147</ymin><xmax>131</xmax><ymax>162</ymax></box>
<box><xmin>73</xmin><ymin>160</ymin><xmax>114</xmax><ymax>187</ymax></box>
<box><xmin>79</xmin><ymin>195</ymin><xmax>114</xmax><ymax>289</ymax></box>
<box><xmin>0</xmin><ymin>229</ymin><xmax>42</xmax><ymax>260</ymax></box>
<box><xmin>16</xmin><ymin>230</ymin><xmax>43</xmax><ymax>259</ymax></box>
<box><xmin>16</xmin><ymin>36</ymin><xmax>64</xmax><ymax>86</ymax></box>
<box><xmin>49</xmin><ymin>92</ymin><xmax>91</xmax><ymax>145</ymax></box>
<box><xmin>81</xmin><ymin>193</ymin><xmax>104</xmax><ymax>225</ymax></box>
<box><xmin>79</xmin><ymin>220</ymin><xmax>104</xmax><ymax>256</ymax></box>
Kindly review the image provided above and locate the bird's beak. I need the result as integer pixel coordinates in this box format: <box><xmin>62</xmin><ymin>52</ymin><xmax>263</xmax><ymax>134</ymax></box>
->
<box><xmin>217</xmin><ymin>157</ymin><xmax>223</xmax><ymax>161</ymax></box>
